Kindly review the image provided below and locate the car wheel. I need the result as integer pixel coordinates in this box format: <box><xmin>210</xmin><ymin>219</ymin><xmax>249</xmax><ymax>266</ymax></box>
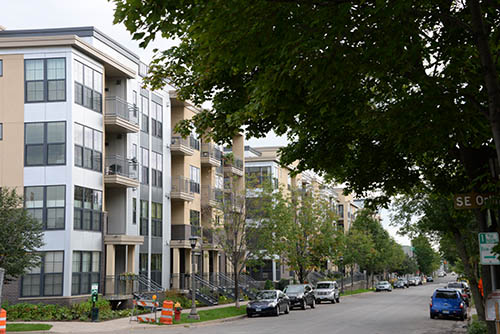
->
<box><xmin>275</xmin><ymin>305</ymin><xmax>280</xmax><ymax>316</ymax></box>
<box><xmin>336</xmin><ymin>296</ymin><xmax>340</xmax><ymax>303</ymax></box>
<box><xmin>331</xmin><ymin>297</ymin><xmax>336</xmax><ymax>304</ymax></box>
<box><xmin>430</xmin><ymin>313</ymin><xmax>435</xmax><ymax>319</ymax></box>
<box><xmin>316</xmin><ymin>299</ymin><xmax>321</xmax><ymax>304</ymax></box>
<box><xmin>284</xmin><ymin>303</ymin><xmax>290</xmax><ymax>314</ymax></box>
<box><xmin>301</xmin><ymin>300</ymin><xmax>306</xmax><ymax>310</ymax></box>
<box><xmin>311</xmin><ymin>298</ymin><xmax>315</xmax><ymax>309</ymax></box>
<box><xmin>461</xmin><ymin>314</ymin><xmax>466</xmax><ymax>321</ymax></box>
<box><xmin>247</xmin><ymin>312</ymin><xmax>252</xmax><ymax>318</ymax></box>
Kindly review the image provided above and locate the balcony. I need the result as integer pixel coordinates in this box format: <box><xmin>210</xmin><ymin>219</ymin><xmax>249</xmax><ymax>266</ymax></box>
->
<box><xmin>104</xmin><ymin>155</ymin><xmax>139</xmax><ymax>188</ymax></box>
<box><xmin>171</xmin><ymin>136</ymin><xmax>195</xmax><ymax>156</ymax></box>
<box><xmin>202</xmin><ymin>228</ymin><xmax>216</xmax><ymax>248</ymax></box>
<box><xmin>201</xmin><ymin>186</ymin><xmax>223</xmax><ymax>208</ymax></box>
<box><xmin>104</xmin><ymin>96</ymin><xmax>140</xmax><ymax>133</ymax></box>
<box><xmin>201</xmin><ymin>143</ymin><xmax>222</xmax><ymax>167</ymax></box>
<box><xmin>171</xmin><ymin>176</ymin><xmax>195</xmax><ymax>201</ymax></box>
<box><xmin>224</xmin><ymin>157</ymin><xmax>244</xmax><ymax>176</ymax></box>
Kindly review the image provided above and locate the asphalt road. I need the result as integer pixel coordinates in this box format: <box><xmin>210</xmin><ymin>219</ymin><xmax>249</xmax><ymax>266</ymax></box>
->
<box><xmin>122</xmin><ymin>276</ymin><xmax>467</xmax><ymax>334</ymax></box>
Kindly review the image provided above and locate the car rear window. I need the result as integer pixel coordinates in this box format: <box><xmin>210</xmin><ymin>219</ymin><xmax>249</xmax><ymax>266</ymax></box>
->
<box><xmin>435</xmin><ymin>291</ymin><xmax>458</xmax><ymax>299</ymax></box>
<box><xmin>317</xmin><ymin>283</ymin><xmax>333</xmax><ymax>289</ymax></box>
<box><xmin>448</xmin><ymin>283</ymin><xmax>462</xmax><ymax>288</ymax></box>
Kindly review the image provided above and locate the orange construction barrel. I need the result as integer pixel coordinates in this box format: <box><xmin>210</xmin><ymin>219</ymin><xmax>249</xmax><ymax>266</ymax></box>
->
<box><xmin>0</xmin><ymin>309</ymin><xmax>6</xmax><ymax>334</ymax></box>
<box><xmin>160</xmin><ymin>300</ymin><xmax>173</xmax><ymax>325</ymax></box>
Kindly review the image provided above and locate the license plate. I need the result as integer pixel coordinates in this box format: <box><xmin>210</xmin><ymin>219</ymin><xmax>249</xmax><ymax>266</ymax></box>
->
<box><xmin>442</xmin><ymin>310</ymin><xmax>449</xmax><ymax>314</ymax></box>
<box><xmin>256</xmin><ymin>308</ymin><xmax>261</xmax><ymax>312</ymax></box>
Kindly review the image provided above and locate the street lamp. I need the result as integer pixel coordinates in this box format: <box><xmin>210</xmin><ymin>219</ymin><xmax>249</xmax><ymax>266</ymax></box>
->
<box><xmin>339</xmin><ymin>256</ymin><xmax>344</xmax><ymax>294</ymax></box>
<box><xmin>188</xmin><ymin>236</ymin><xmax>200</xmax><ymax>320</ymax></box>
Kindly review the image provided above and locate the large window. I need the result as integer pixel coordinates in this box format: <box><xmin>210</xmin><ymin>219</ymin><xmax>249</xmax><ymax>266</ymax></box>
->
<box><xmin>25</xmin><ymin>122</ymin><xmax>66</xmax><ymax>166</ymax></box>
<box><xmin>140</xmin><ymin>95</ymin><xmax>149</xmax><ymax>133</ymax></box>
<box><xmin>25</xmin><ymin>185</ymin><xmax>65</xmax><ymax>230</ymax></box>
<box><xmin>151</xmin><ymin>99</ymin><xmax>163</xmax><ymax>138</ymax></box>
<box><xmin>152</xmin><ymin>202</ymin><xmax>162</xmax><ymax>237</ymax></box>
<box><xmin>151</xmin><ymin>152</ymin><xmax>163</xmax><ymax>188</ymax></box>
<box><xmin>132</xmin><ymin>198</ymin><xmax>137</xmax><ymax>225</ymax></box>
<box><xmin>72</xmin><ymin>251</ymin><xmax>100</xmax><ymax>295</ymax></box>
<box><xmin>140</xmin><ymin>200</ymin><xmax>149</xmax><ymax>236</ymax></box>
<box><xmin>245</xmin><ymin>166</ymin><xmax>276</xmax><ymax>187</ymax></box>
<box><xmin>21</xmin><ymin>251</ymin><xmax>64</xmax><ymax>297</ymax></box>
<box><xmin>141</xmin><ymin>148</ymin><xmax>149</xmax><ymax>185</ymax></box>
<box><xmin>0</xmin><ymin>59</ymin><xmax>3</xmax><ymax>77</ymax></box>
<box><xmin>0</xmin><ymin>123</ymin><xmax>3</xmax><ymax>140</ymax></box>
<box><xmin>74</xmin><ymin>60</ymin><xmax>102</xmax><ymax>113</ymax></box>
<box><xmin>25</xmin><ymin>58</ymin><xmax>66</xmax><ymax>103</ymax></box>
<box><xmin>190</xmin><ymin>210</ymin><xmax>200</xmax><ymax>237</ymax></box>
<box><xmin>190</xmin><ymin>166</ymin><xmax>200</xmax><ymax>193</ymax></box>
<box><xmin>74</xmin><ymin>186</ymin><xmax>103</xmax><ymax>231</ymax></box>
<box><xmin>74</xmin><ymin>124</ymin><xmax>102</xmax><ymax>172</ymax></box>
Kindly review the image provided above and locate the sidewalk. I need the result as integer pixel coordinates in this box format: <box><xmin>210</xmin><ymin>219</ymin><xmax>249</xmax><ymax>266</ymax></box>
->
<box><xmin>10</xmin><ymin>301</ymin><xmax>249</xmax><ymax>333</ymax></box>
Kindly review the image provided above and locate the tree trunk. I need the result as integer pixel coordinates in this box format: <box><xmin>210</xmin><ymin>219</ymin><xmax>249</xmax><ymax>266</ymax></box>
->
<box><xmin>452</xmin><ymin>228</ymin><xmax>485</xmax><ymax>320</ymax></box>
<box><xmin>234</xmin><ymin>262</ymin><xmax>240</xmax><ymax>308</ymax></box>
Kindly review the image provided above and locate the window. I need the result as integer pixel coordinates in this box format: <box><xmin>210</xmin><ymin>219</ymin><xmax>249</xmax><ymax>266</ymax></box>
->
<box><xmin>0</xmin><ymin>123</ymin><xmax>2</xmax><ymax>140</ymax></box>
<box><xmin>337</xmin><ymin>204</ymin><xmax>344</xmax><ymax>218</ymax></box>
<box><xmin>151</xmin><ymin>253</ymin><xmax>162</xmax><ymax>285</ymax></box>
<box><xmin>21</xmin><ymin>251</ymin><xmax>64</xmax><ymax>297</ymax></box>
<box><xmin>74</xmin><ymin>60</ymin><xmax>102</xmax><ymax>113</ymax></box>
<box><xmin>140</xmin><ymin>200</ymin><xmax>148</xmax><ymax>236</ymax></box>
<box><xmin>190</xmin><ymin>166</ymin><xmax>200</xmax><ymax>193</ymax></box>
<box><xmin>151</xmin><ymin>99</ymin><xmax>163</xmax><ymax>138</ymax></box>
<box><xmin>0</xmin><ymin>59</ymin><xmax>3</xmax><ymax>76</ymax></box>
<box><xmin>151</xmin><ymin>202</ymin><xmax>162</xmax><ymax>237</ymax></box>
<box><xmin>245</xmin><ymin>166</ymin><xmax>273</xmax><ymax>187</ymax></box>
<box><xmin>132</xmin><ymin>198</ymin><xmax>137</xmax><ymax>225</ymax></box>
<box><xmin>25</xmin><ymin>185</ymin><xmax>65</xmax><ymax>230</ymax></box>
<box><xmin>190</xmin><ymin>210</ymin><xmax>200</xmax><ymax>237</ymax></box>
<box><xmin>25</xmin><ymin>58</ymin><xmax>66</xmax><ymax>102</ymax></box>
<box><xmin>151</xmin><ymin>152</ymin><xmax>163</xmax><ymax>188</ymax></box>
<box><xmin>72</xmin><ymin>251</ymin><xmax>100</xmax><ymax>295</ymax></box>
<box><xmin>141</xmin><ymin>148</ymin><xmax>149</xmax><ymax>185</ymax></box>
<box><xmin>74</xmin><ymin>186</ymin><xmax>102</xmax><ymax>231</ymax></box>
<box><xmin>25</xmin><ymin>122</ymin><xmax>66</xmax><ymax>166</ymax></box>
<box><xmin>140</xmin><ymin>95</ymin><xmax>149</xmax><ymax>133</ymax></box>
<box><xmin>74</xmin><ymin>123</ymin><xmax>102</xmax><ymax>172</ymax></box>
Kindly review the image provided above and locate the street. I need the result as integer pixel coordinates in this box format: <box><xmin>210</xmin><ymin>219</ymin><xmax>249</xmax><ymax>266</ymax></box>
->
<box><xmin>88</xmin><ymin>277</ymin><xmax>467</xmax><ymax>334</ymax></box>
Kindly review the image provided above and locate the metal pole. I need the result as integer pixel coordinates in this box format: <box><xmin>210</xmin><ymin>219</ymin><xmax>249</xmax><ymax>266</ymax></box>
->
<box><xmin>188</xmin><ymin>248</ymin><xmax>200</xmax><ymax>320</ymax></box>
<box><xmin>0</xmin><ymin>268</ymin><xmax>4</xmax><ymax>306</ymax></box>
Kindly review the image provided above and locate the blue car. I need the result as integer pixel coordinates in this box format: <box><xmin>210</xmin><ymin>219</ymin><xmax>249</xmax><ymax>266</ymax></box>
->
<box><xmin>430</xmin><ymin>288</ymin><xmax>467</xmax><ymax>320</ymax></box>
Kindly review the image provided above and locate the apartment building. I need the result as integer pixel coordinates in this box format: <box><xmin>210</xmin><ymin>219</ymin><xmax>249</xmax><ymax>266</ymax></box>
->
<box><xmin>333</xmin><ymin>188</ymin><xmax>360</xmax><ymax>233</ymax></box>
<box><xmin>169</xmin><ymin>93</ymin><xmax>245</xmax><ymax>289</ymax></box>
<box><xmin>0</xmin><ymin>27</ymin><xmax>171</xmax><ymax>305</ymax></box>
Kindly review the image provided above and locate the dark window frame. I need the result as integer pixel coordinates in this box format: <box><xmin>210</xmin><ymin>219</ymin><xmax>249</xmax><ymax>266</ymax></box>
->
<box><xmin>73</xmin><ymin>60</ymin><xmax>102</xmax><ymax>113</ymax></box>
<box><xmin>0</xmin><ymin>123</ymin><xmax>3</xmax><ymax>140</ymax></box>
<box><xmin>25</xmin><ymin>185</ymin><xmax>66</xmax><ymax>230</ymax></box>
<box><xmin>24</xmin><ymin>121</ymin><xmax>66</xmax><ymax>167</ymax></box>
<box><xmin>72</xmin><ymin>251</ymin><xmax>100</xmax><ymax>295</ymax></box>
<box><xmin>25</xmin><ymin>58</ymin><xmax>67</xmax><ymax>103</ymax></box>
<box><xmin>0</xmin><ymin>59</ymin><xmax>3</xmax><ymax>77</ymax></box>
<box><xmin>74</xmin><ymin>186</ymin><xmax>103</xmax><ymax>232</ymax></box>
<box><xmin>151</xmin><ymin>202</ymin><xmax>162</xmax><ymax>237</ymax></box>
<box><xmin>21</xmin><ymin>251</ymin><xmax>64</xmax><ymax>297</ymax></box>
<box><xmin>140</xmin><ymin>200</ymin><xmax>149</xmax><ymax>236</ymax></box>
<box><xmin>74</xmin><ymin>123</ymin><xmax>102</xmax><ymax>172</ymax></box>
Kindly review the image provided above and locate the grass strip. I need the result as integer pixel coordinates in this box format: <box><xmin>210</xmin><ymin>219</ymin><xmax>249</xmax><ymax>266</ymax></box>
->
<box><xmin>156</xmin><ymin>306</ymin><xmax>247</xmax><ymax>325</ymax></box>
<box><xmin>7</xmin><ymin>323</ymin><xmax>53</xmax><ymax>332</ymax></box>
<box><xmin>340</xmin><ymin>288</ymin><xmax>374</xmax><ymax>296</ymax></box>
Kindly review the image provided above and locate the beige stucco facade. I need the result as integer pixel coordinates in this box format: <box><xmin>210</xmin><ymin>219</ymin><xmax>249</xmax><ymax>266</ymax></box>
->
<box><xmin>0</xmin><ymin>54</ymin><xmax>24</xmax><ymax>192</ymax></box>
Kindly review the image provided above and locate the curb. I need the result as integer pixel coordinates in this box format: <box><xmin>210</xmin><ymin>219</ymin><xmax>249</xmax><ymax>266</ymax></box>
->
<box><xmin>129</xmin><ymin>314</ymin><xmax>248</xmax><ymax>331</ymax></box>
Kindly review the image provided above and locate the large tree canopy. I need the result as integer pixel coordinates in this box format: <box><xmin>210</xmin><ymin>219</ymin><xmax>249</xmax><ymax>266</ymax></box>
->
<box><xmin>111</xmin><ymin>0</ymin><xmax>499</xmax><ymax>202</ymax></box>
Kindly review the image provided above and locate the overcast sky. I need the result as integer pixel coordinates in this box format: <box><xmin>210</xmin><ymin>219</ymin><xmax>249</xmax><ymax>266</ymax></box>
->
<box><xmin>0</xmin><ymin>0</ymin><xmax>411</xmax><ymax>246</ymax></box>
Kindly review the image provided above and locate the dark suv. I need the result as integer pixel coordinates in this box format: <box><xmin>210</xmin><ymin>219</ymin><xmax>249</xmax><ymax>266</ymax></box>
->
<box><xmin>283</xmin><ymin>284</ymin><xmax>316</xmax><ymax>310</ymax></box>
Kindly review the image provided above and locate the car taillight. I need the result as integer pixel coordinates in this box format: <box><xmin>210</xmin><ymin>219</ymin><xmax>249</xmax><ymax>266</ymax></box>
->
<box><xmin>430</xmin><ymin>302</ymin><xmax>432</xmax><ymax>307</ymax></box>
<box><xmin>462</xmin><ymin>294</ymin><xmax>467</xmax><ymax>299</ymax></box>
<box><xmin>460</xmin><ymin>303</ymin><xmax>464</xmax><ymax>309</ymax></box>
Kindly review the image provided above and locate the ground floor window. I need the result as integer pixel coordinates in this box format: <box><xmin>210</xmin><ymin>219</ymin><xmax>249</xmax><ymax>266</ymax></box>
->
<box><xmin>72</xmin><ymin>251</ymin><xmax>100</xmax><ymax>295</ymax></box>
<box><xmin>21</xmin><ymin>251</ymin><xmax>64</xmax><ymax>297</ymax></box>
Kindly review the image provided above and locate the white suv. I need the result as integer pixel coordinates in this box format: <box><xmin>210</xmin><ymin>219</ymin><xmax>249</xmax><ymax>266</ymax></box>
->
<box><xmin>314</xmin><ymin>281</ymin><xmax>340</xmax><ymax>304</ymax></box>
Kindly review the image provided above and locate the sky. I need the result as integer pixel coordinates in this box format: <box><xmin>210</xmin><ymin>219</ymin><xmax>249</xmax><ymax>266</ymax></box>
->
<box><xmin>0</xmin><ymin>0</ymin><xmax>411</xmax><ymax>246</ymax></box>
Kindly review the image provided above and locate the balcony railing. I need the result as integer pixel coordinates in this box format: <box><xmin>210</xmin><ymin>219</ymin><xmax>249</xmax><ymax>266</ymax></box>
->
<box><xmin>105</xmin><ymin>96</ymin><xmax>139</xmax><ymax>125</ymax></box>
<box><xmin>201</xmin><ymin>143</ymin><xmax>223</xmax><ymax>159</ymax></box>
<box><xmin>234</xmin><ymin>158</ymin><xmax>244</xmax><ymax>171</ymax></box>
<box><xmin>202</xmin><ymin>186</ymin><xmax>224</xmax><ymax>207</ymax></box>
<box><xmin>105</xmin><ymin>155</ymin><xmax>138</xmax><ymax>179</ymax></box>
<box><xmin>172</xmin><ymin>136</ymin><xmax>190</xmax><ymax>147</ymax></box>
<box><xmin>203</xmin><ymin>228</ymin><xmax>214</xmax><ymax>244</ymax></box>
<box><xmin>190</xmin><ymin>136</ymin><xmax>200</xmax><ymax>150</ymax></box>
<box><xmin>191</xmin><ymin>224</ymin><xmax>201</xmax><ymax>238</ymax></box>
<box><xmin>171</xmin><ymin>176</ymin><xmax>194</xmax><ymax>194</ymax></box>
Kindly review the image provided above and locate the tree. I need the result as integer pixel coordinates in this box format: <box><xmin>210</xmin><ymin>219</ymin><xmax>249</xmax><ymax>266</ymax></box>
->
<box><xmin>0</xmin><ymin>188</ymin><xmax>44</xmax><ymax>281</ymax></box>
<box><xmin>343</xmin><ymin>227</ymin><xmax>375</xmax><ymax>288</ymax></box>
<box><xmin>411</xmin><ymin>235</ymin><xmax>441</xmax><ymax>276</ymax></box>
<box><xmin>396</xmin><ymin>255</ymin><xmax>419</xmax><ymax>277</ymax></box>
<box><xmin>256</xmin><ymin>184</ymin><xmax>343</xmax><ymax>284</ymax></box>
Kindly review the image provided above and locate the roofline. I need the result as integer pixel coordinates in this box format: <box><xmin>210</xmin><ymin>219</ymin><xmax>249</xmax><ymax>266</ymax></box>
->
<box><xmin>0</xmin><ymin>26</ymin><xmax>140</xmax><ymax>64</ymax></box>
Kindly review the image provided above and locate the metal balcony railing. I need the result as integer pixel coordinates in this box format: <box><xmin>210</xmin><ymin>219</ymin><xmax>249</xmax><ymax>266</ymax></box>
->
<box><xmin>190</xmin><ymin>136</ymin><xmax>200</xmax><ymax>150</ymax></box>
<box><xmin>202</xmin><ymin>186</ymin><xmax>224</xmax><ymax>205</ymax></box>
<box><xmin>201</xmin><ymin>143</ymin><xmax>223</xmax><ymax>159</ymax></box>
<box><xmin>105</xmin><ymin>155</ymin><xmax>138</xmax><ymax>179</ymax></box>
<box><xmin>171</xmin><ymin>136</ymin><xmax>190</xmax><ymax>147</ymax></box>
<box><xmin>105</xmin><ymin>96</ymin><xmax>139</xmax><ymax>125</ymax></box>
<box><xmin>234</xmin><ymin>158</ymin><xmax>244</xmax><ymax>171</ymax></box>
<box><xmin>171</xmin><ymin>176</ymin><xmax>193</xmax><ymax>194</ymax></box>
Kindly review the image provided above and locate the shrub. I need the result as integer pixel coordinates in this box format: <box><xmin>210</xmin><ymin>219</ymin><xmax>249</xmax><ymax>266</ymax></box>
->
<box><xmin>164</xmin><ymin>290</ymin><xmax>191</xmax><ymax>309</ymax></box>
<box><xmin>264</xmin><ymin>280</ymin><xmax>274</xmax><ymax>290</ymax></box>
<box><xmin>277</xmin><ymin>279</ymin><xmax>289</xmax><ymax>291</ymax></box>
<box><xmin>468</xmin><ymin>321</ymin><xmax>487</xmax><ymax>334</ymax></box>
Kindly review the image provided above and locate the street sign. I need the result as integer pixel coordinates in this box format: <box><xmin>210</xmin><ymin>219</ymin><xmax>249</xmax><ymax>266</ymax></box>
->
<box><xmin>479</xmin><ymin>232</ymin><xmax>500</xmax><ymax>265</ymax></box>
<box><xmin>91</xmin><ymin>283</ymin><xmax>98</xmax><ymax>295</ymax></box>
<box><xmin>454</xmin><ymin>193</ymin><xmax>494</xmax><ymax>209</ymax></box>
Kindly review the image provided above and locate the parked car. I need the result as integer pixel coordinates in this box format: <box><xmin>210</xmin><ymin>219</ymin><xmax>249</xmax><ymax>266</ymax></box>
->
<box><xmin>446</xmin><ymin>282</ymin><xmax>470</xmax><ymax>305</ymax></box>
<box><xmin>427</xmin><ymin>276</ymin><xmax>434</xmax><ymax>282</ymax></box>
<box><xmin>438</xmin><ymin>272</ymin><xmax>445</xmax><ymax>277</ymax></box>
<box><xmin>375</xmin><ymin>281</ymin><xmax>393</xmax><ymax>292</ymax></box>
<box><xmin>408</xmin><ymin>277</ymin><xmax>417</xmax><ymax>286</ymax></box>
<box><xmin>284</xmin><ymin>284</ymin><xmax>316</xmax><ymax>310</ymax></box>
<box><xmin>314</xmin><ymin>281</ymin><xmax>340</xmax><ymax>304</ymax></box>
<box><xmin>430</xmin><ymin>288</ymin><xmax>467</xmax><ymax>320</ymax></box>
<box><xmin>416</xmin><ymin>276</ymin><xmax>423</xmax><ymax>285</ymax></box>
<box><xmin>247</xmin><ymin>290</ymin><xmax>290</xmax><ymax>317</ymax></box>
<box><xmin>394</xmin><ymin>280</ymin><xmax>407</xmax><ymax>289</ymax></box>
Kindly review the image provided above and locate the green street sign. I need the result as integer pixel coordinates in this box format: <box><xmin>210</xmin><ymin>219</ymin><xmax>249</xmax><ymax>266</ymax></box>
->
<box><xmin>479</xmin><ymin>233</ymin><xmax>500</xmax><ymax>265</ymax></box>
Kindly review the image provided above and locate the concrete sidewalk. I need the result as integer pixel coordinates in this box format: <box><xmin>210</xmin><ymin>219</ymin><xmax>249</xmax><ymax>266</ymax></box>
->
<box><xmin>10</xmin><ymin>301</ymin><xmax>249</xmax><ymax>333</ymax></box>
